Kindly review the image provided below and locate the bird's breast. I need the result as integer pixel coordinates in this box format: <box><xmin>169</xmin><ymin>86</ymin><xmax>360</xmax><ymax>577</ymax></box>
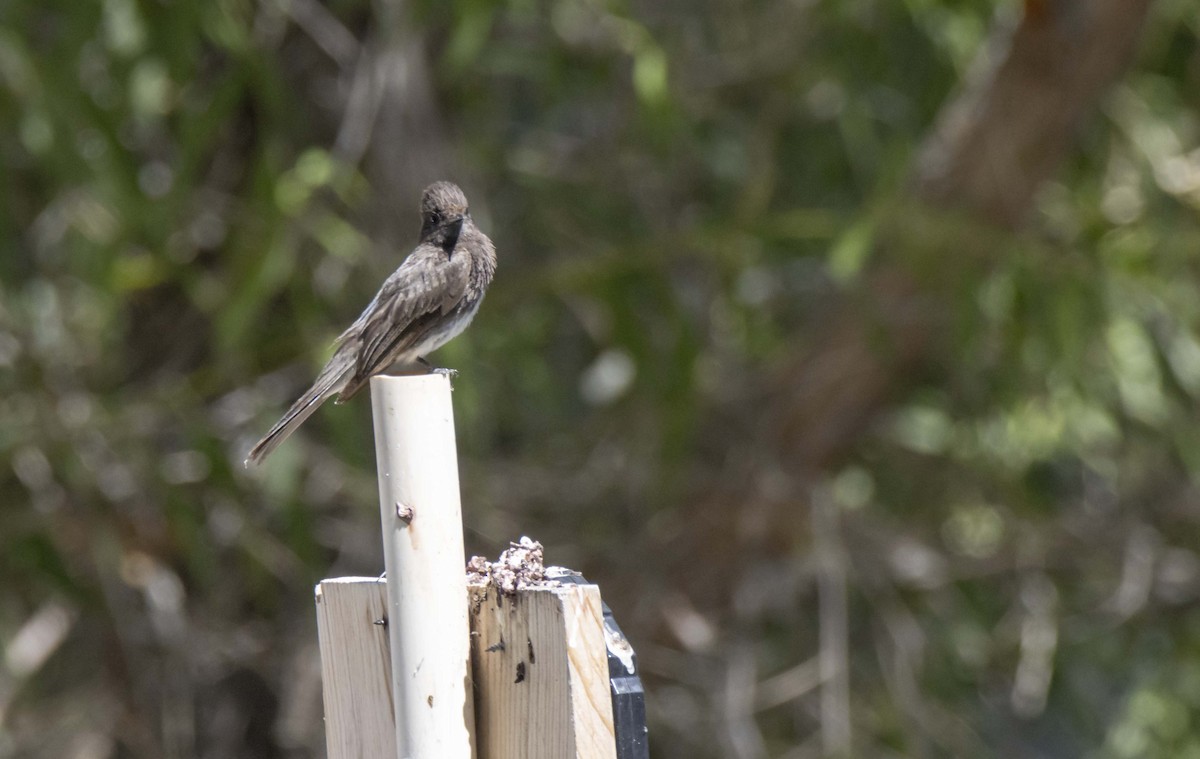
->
<box><xmin>411</xmin><ymin>297</ymin><xmax>482</xmax><ymax>358</ymax></box>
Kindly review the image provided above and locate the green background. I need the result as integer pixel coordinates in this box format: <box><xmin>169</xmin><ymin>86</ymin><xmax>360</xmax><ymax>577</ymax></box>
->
<box><xmin>3</xmin><ymin>0</ymin><xmax>1200</xmax><ymax>756</ymax></box>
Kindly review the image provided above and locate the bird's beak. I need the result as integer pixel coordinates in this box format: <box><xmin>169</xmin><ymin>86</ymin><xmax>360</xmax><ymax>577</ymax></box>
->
<box><xmin>440</xmin><ymin>216</ymin><xmax>465</xmax><ymax>252</ymax></box>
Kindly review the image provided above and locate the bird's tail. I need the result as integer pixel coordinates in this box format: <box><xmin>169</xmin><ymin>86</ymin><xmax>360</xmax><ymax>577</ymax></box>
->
<box><xmin>244</xmin><ymin>360</ymin><xmax>351</xmax><ymax>467</ymax></box>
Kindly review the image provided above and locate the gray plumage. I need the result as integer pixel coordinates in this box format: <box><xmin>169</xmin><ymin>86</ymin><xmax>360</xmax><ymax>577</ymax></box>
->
<box><xmin>245</xmin><ymin>181</ymin><xmax>496</xmax><ymax>466</ymax></box>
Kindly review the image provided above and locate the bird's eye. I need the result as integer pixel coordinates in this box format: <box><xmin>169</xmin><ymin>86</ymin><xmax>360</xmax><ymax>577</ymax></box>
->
<box><xmin>426</xmin><ymin>211</ymin><xmax>439</xmax><ymax>225</ymax></box>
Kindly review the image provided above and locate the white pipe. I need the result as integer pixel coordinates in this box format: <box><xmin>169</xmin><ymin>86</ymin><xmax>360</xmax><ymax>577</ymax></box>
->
<box><xmin>370</xmin><ymin>374</ymin><xmax>474</xmax><ymax>759</ymax></box>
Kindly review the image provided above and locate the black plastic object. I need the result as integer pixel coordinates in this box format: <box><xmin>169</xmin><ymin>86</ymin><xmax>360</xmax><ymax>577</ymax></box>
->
<box><xmin>550</xmin><ymin>570</ymin><xmax>649</xmax><ymax>759</ymax></box>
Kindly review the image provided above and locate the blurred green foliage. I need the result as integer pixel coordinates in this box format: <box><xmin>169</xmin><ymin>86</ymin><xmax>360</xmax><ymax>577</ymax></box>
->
<box><xmin>2</xmin><ymin>0</ymin><xmax>1200</xmax><ymax>757</ymax></box>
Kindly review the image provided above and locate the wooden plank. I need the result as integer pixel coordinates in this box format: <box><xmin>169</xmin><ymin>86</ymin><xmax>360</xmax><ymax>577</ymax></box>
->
<box><xmin>314</xmin><ymin>577</ymin><xmax>395</xmax><ymax>759</ymax></box>
<box><xmin>469</xmin><ymin>582</ymin><xmax>617</xmax><ymax>759</ymax></box>
<box><xmin>370</xmin><ymin>375</ymin><xmax>475</xmax><ymax>759</ymax></box>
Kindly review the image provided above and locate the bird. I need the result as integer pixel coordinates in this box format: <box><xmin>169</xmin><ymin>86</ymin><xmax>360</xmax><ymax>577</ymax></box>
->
<box><xmin>244</xmin><ymin>181</ymin><xmax>496</xmax><ymax>466</ymax></box>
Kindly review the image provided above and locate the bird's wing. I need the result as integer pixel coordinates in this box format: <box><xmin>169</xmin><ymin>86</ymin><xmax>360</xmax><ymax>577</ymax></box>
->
<box><xmin>350</xmin><ymin>243</ymin><xmax>470</xmax><ymax>382</ymax></box>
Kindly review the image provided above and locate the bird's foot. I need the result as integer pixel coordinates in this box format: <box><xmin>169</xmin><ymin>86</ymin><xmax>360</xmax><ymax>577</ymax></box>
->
<box><xmin>417</xmin><ymin>356</ymin><xmax>457</xmax><ymax>377</ymax></box>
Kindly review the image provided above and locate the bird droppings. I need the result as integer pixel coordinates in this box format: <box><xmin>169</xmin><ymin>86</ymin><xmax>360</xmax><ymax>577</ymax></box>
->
<box><xmin>514</xmin><ymin>662</ymin><xmax>526</xmax><ymax>684</ymax></box>
<box><xmin>395</xmin><ymin>501</ymin><xmax>415</xmax><ymax>525</ymax></box>
<box><xmin>485</xmin><ymin>635</ymin><xmax>505</xmax><ymax>653</ymax></box>
<box><xmin>527</xmin><ymin>637</ymin><xmax>536</xmax><ymax>664</ymax></box>
<box><xmin>605</xmin><ymin>625</ymin><xmax>636</xmax><ymax>674</ymax></box>
<box><xmin>466</xmin><ymin>537</ymin><xmax>566</xmax><ymax>597</ymax></box>
<box><xmin>427</xmin><ymin>695</ymin><xmax>434</xmax><ymax>707</ymax></box>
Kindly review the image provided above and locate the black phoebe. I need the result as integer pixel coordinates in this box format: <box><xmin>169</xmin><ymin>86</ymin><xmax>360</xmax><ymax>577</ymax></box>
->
<box><xmin>245</xmin><ymin>181</ymin><xmax>496</xmax><ymax>466</ymax></box>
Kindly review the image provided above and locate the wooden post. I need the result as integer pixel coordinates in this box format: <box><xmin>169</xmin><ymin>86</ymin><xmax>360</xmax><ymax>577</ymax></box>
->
<box><xmin>370</xmin><ymin>374</ymin><xmax>474</xmax><ymax>759</ymax></box>
<box><xmin>315</xmin><ymin>577</ymin><xmax>395</xmax><ymax>759</ymax></box>
<box><xmin>468</xmin><ymin>581</ymin><xmax>617</xmax><ymax>759</ymax></box>
<box><xmin>312</xmin><ymin>374</ymin><xmax>645</xmax><ymax>758</ymax></box>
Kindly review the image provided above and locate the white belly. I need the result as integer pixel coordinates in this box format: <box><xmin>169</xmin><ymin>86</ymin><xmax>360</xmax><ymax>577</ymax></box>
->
<box><xmin>390</xmin><ymin>299</ymin><xmax>482</xmax><ymax>370</ymax></box>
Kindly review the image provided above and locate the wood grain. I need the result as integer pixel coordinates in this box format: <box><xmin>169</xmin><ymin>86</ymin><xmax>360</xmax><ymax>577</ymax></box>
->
<box><xmin>315</xmin><ymin>577</ymin><xmax>396</xmax><ymax>759</ymax></box>
<box><xmin>469</xmin><ymin>582</ymin><xmax>617</xmax><ymax>759</ymax></box>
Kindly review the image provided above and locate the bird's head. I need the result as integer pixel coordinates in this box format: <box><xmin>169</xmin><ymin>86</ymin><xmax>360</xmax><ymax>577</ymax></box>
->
<box><xmin>420</xmin><ymin>181</ymin><xmax>470</xmax><ymax>251</ymax></box>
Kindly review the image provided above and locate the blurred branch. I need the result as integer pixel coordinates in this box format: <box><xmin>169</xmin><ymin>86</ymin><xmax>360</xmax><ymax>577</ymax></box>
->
<box><xmin>0</xmin><ymin>601</ymin><xmax>77</xmax><ymax>724</ymax></box>
<box><xmin>278</xmin><ymin>0</ymin><xmax>360</xmax><ymax>70</ymax></box>
<box><xmin>772</xmin><ymin>266</ymin><xmax>936</xmax><ymax>474</ymax></box>
<box><xmin>722</xmin><ymin>644</ymin><xmax>768</xmax><ymax>759</ymax></box>
<box><xmin>814</xmin><ymin>493</ymin><xmax>851</xmax><ymax>756</ymax></box>
<box><xmin>913</xmin><ymin>0</ymin><xmax>1154</xmax><ymax>228</ymax></box>
<box><xmin>333</xmin><ymin>45</ymin><xmax>386</xmax><ymax>168</ymax></box>
<box><xmin>362</xmin><ymin>0</ymin><xmax>455</xmax><ymax>243</ymax></box>
<box><xmin>752</xmin><ymin>656</ymin><xmax>823</xmax><ymax>712</ymax></box>
<box><xmin>1011</xmin><ymin>573</ymin><xmax>1059</xmax><ymax>718</ymax></box>
<box><xmin>768</xmin><ymin>0</ymin><xmax>1154</xmax><ymax>473</ymax></box>
<box><xmin>1102</xmin><ymin>524</ymin><xmax>1160</xmax><ymax>620</ymax></box>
